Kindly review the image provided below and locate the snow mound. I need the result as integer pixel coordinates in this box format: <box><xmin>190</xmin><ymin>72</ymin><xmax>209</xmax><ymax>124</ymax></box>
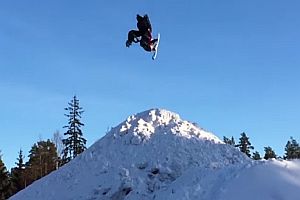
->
<box><xmin>111</xmin><ymin>108</ymin><xmax>222</xmax><ymax>144</ymax></box>
<box><xmin>220</xmin><ymin>159</ymin><xmax>300</xmax><ymax>200</ymax></box>
<box><xmin>11</xmin><ymin>109</ymin><xmax>251</xmax><ymax>200</ymax></box>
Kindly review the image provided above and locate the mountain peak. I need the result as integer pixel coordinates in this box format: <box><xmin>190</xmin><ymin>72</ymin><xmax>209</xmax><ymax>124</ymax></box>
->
<box><xmin>110</xmin><ymin>108</ymin><xmax>222</xmax><ymax>144</ymax></box>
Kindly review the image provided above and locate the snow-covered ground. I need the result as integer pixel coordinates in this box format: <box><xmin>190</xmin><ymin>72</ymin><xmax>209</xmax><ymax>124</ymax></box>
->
<box><xmin>10</xmin><ymin>109</ymin><xmax>300</xmax><ymax>200</ymax></box>
<box><xmin>222</xmin><ymin>159</ymin><xmax>300</xmax><ymax>200</ymax></box>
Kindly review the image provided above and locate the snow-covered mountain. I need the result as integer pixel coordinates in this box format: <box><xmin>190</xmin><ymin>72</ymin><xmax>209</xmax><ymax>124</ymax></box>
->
<box><xmin>10</xmin><ymin>109</ymin><xmax>300</xmax><ymax>200</ymax></box>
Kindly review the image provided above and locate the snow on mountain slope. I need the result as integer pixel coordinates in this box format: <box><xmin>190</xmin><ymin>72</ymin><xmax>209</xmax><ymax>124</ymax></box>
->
<box><xmin>10</xmin><ymin>109</ymin><xmax>300</xmax><ymax>200</ymax></box>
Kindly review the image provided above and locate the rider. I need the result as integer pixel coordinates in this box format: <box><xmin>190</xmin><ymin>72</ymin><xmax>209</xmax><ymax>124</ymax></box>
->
<box><xmin>126</xmin><ymin>14</ymin><xmax>158</xmax><ymax>52</ymax></box>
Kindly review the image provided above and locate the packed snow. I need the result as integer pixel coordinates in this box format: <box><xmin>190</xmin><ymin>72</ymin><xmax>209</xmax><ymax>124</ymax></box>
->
<box><xmin>10</xmin><ymin>109</ymin><xmax>300</xmax><ymax>200</ymax></box>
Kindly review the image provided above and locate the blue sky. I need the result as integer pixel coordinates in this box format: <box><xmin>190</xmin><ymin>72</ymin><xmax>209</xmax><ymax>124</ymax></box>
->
<box><xmin>1</xmin><ymin>0</ymin><xmax>300</xmax><ymax>169</ymax></box>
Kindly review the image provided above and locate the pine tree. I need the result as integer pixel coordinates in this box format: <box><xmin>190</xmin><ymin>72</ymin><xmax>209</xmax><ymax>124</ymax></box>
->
<box><xmin>264</xmin><ymin>146</ymin><xmax>277</xmax><ymax>160</ymax></box>
<box><xmin>62</xmin><ymin>96</ymin><xmax>86</xmax><ymax>164</ymax></box>
<box><xmin>235</xmin><ymin>132</ymin><xmax>254</xmax><ymax>157</ymax></box>
<box><xmin>223</xmin><ymin>136</ymin><xmax>235</xmax><ymax>146</ymax></box>
<box><xmin>0</xmin><ymin>152</ymin><xmax>11</xmax><ymax>199</ymax></box>
<box><xmin>10</xmin><ymin>149</ymin><xmax>26</xmax><ymax>195</ymax></box>
<box><xmin>284</xmin><ymin>137</ymin><xmax>300</xmax><ymax>159</ymax></box>
<box><xmin>25</xmin><ymin>140</ymin><xmax>58</xmax><ymax>186</ymax></box>
<box><xmin>252</xmin><ymin>151</ymin><xmax>261</xmax><ymax>160</ymax></box>
<box><xmin>25</xmin><ymin>143</ymin><xmax>39</xmax><ymax>184</ymax></box>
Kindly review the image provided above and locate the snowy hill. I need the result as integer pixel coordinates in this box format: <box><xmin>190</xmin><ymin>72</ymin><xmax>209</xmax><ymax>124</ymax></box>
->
<box><xmin>10</xmin><ymin>109</ymin><xmax>300</xmax><ymax>200</ymax></box>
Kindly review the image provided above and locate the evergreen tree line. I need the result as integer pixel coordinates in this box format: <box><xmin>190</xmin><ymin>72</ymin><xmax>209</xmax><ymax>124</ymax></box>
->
<box><xmin>224</xmin><ymin>132</ymin><xmax>300</xmax><ymax>160</ymax></box>
<box><xmin>0</xmin><ymin>96</ymin><xmax>86</xmax><ymax>199</ymax></box>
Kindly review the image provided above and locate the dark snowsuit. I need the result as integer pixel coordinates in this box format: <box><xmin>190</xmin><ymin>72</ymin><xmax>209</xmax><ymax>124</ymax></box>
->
<box><xmin>126</xmin><ymin>14</ymin><xmax>157</xmax><ymax>52</ymax></box>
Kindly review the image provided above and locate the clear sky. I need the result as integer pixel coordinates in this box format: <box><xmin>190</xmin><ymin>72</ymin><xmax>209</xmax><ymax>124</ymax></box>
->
<box><xmin>1</xmin><ymin>0</ymin><xmax>300</xmax><ymax>170</ymax></box>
